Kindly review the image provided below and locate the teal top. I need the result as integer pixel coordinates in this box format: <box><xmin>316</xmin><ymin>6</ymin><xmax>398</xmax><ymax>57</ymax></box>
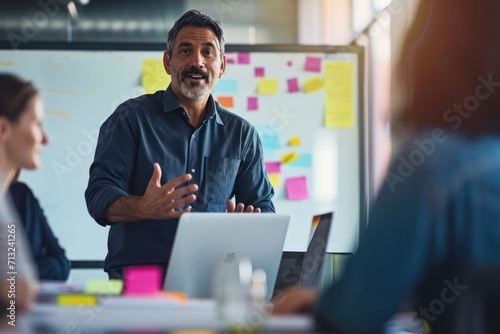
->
<box><xmin>315</xmin><ymin>130</ymin><xmax>500</xmax><ymax>334</ymax></box>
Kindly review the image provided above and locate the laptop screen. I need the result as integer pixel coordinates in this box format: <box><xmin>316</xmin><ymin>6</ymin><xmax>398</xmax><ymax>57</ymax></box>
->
<box><xmin>273</xmin><ymin>212</ymin><xmax>333</xmax><ymax>295</ymax></box>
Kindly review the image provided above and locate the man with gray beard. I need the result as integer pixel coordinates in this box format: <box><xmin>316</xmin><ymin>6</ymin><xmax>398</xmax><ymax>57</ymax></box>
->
<box><xmin>85</xmin><ymin>10</ymin><xmax>275</xmax><ymax>280</ymax></box>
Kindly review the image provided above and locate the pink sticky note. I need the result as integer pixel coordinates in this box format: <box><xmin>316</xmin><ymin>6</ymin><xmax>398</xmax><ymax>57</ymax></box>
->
<box><xmin>265</xmin><ymin>161</ymin><xmax>281</xmax><ymax>174</ymax></box>
<box><xmin>305</xmin><ymin>56</ymin><xmax>322</xmax><ymax>72</ymax></box>
<box><xmin>254</xmin><ymin>67</ymin><xmax>265</xmax><ymax>77</ymax></box>
<box><xmin>238</xmin><ymin>52</ymin><xmax>251</xmax><ymax>64</ymax></box>
<box><xmin>226</xmin><ymin>52</ymin><xmax>237</xmax><ymax>64</ymax></box>
<box><xmin>287</xmin><ymin>78</ymin><xmax>300</xmax><ymax>93</ymax></box>
<box><xmin>287</xmin><ymin>61</ymin><xmax>293</xmax><ymax>67</ymax></box>
<box><xmin>124</xmin><ymin>265</ymin><xmax>162</xmax><ymax>295</ymax></box>
<box><xmin>285</xmin><ymin>176</ymin><xmax>309</xmax><ymax>200</ymax></box>
<box><xmin>247</xmin><ymin>96</ymin><xmax>259</xmax><ymax>111</ymax></box>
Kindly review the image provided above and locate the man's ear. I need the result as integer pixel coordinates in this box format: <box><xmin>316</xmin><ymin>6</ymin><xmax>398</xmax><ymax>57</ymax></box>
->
<box><xmin>219</xmin><ymin>55</ymin><xmax>227</xmax><ymax>78</ymax></box>
<box><xmin>163</xmin><ymin>51</ymin><xmax>172</xmax><ymax>75</ymax></box>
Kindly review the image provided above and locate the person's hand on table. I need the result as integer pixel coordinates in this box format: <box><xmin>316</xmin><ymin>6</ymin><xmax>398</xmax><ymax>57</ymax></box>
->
<box><xmin>271</xmin><ymin>286</ymin><xmax>319</xmax><ymax>315</ymax></box>
<box><xmin>226</xmin><ymin>199</ymin><xmax>261</xmax><ymax>213</ymax></box>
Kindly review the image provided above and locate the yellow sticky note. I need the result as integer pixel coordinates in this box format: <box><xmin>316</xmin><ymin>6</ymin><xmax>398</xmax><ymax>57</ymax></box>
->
<box><xmin>142</xmin><ymin>59</ymin><xmax>171</xmax><ymax>94</ymax></box>
<box><xmin>289</xmin><ymin>136</ymin><xmax>301</xmax><ymax>147</ymax></box>
<box><xmin>84</xmin><ymin>279</ymin><xmax>123</xmax><ymax>295</ymax></box>
<box><xmin>325</xmin><ymin>61</ymin><xmax>355</xmax><ymax>128</ymax></box>
<box><xmin>46</xmin><ymin>109</ymin><xmax>69</xmax><ymax>118</ymax></box>
<box><xmin>303</xmin><ymin>76</ymin><xmax>324</xmax><ymax>93</ymax></box>
<box><xmin>281</xmin><ymin>152</ymin><xmax>300</xmax><ymax>165</ymax></box>
<box><xmin>57</xmin><ymin>294</ymin><xmax>97</xmax><ymax>306</ymax></box>
<box><xmin>0</xmin><ymin>62</ymin><xmax>14</xmax><ymax>66</ymax></box>
<box><xmin>257</xmin><ymin>78</ymin><xmax>279</xmax><ymax>95</ymax></box>
<box><xmin>268</xmin><ymin>173</ymin><xmax>281</xmax><ymax>187</ymax></box>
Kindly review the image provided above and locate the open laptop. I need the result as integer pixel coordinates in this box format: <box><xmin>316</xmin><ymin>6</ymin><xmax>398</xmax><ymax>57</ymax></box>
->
<box><xmin>163</xmin><ymin>213</ymin><xmax>290</xmax><ymax>300</ymax></box>
<box><xmin>273</xmin><ymin>212</ymin><xmax>333</xmax><ymax>295</ymax></box>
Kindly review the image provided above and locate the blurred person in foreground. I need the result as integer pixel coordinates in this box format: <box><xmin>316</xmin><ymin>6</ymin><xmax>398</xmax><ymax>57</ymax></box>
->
<box><xmin>0</xmin><ymin>73</ymin><xmax>49</xmax><ymax>321</ymax></box>
<box><xmin>272</xmin><ymin>0</ymin><xmax>500</xmax><ymax>333</ymax></box>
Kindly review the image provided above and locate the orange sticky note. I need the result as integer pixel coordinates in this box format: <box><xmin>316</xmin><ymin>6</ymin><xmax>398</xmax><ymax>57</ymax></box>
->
<box><xmin>156</xmin><ymin>291</ymin><xmax>188</xmax><ymax>302</ymax></box>
<box><xmin>217</xmin><ymin>96</ymin><xmax>235</xmax><ymax>108</ymax></box>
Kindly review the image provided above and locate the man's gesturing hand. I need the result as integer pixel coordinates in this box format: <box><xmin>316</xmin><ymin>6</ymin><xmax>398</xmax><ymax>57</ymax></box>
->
<box><xmin>139</xmin><ymin>163</ymin><xmax>198</xmax><ymax>219</ymax></box>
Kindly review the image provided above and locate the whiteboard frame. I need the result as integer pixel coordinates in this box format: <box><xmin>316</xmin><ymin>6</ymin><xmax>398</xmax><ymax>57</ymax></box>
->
<box><xmin>0</xmin><ymin>42</ymin><xmax>367</xmax><ymax>258</ymax></box>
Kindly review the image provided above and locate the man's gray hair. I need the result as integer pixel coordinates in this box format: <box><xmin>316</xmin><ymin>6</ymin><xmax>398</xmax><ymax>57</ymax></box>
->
<box><xmin>166</xmin><ymin>10</ymin><xmax>225</xmax><ymax>59</ymax></box>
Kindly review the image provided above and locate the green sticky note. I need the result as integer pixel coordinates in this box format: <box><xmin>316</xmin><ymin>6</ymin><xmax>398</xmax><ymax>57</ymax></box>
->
<box><xmin>84</xmin><ymin>279</ymin><xmax>123</xmax><ymax>295</ymax></box>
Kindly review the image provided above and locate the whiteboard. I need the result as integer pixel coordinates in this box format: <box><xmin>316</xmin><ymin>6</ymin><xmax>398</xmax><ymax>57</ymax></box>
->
<box><xmin>0</xmin><ymin>43</ymin><xmax>366</xmax><ymax>260</ymax></box>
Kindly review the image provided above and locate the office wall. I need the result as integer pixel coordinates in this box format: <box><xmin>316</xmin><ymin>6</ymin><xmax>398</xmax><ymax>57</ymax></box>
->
<box><xmin>0</xmin><ymin>45</ymin><xmax>364</xmax><ymax>261</ymax></box>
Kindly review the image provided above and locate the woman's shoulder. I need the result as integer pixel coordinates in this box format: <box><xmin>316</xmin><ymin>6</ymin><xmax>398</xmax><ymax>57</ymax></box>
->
<box><xmin>8</xmin><ymin>182</ymin><xmax>39</xmax><ymax>213</ymax></box>
<box><xmin>9</xmin><ymin>181</ymin><xmax>32</xmax><ymax>197</ymax></box>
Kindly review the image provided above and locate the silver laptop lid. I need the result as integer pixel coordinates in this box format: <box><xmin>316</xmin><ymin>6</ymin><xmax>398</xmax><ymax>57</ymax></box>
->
<box><xmin>163</xmin><ymin>213</ymin><xmax>290</xmax><ymax>300</ymax></box>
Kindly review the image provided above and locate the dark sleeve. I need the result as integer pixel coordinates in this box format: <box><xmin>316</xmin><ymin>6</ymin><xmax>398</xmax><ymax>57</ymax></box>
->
<box><xmin>313</xmin><ymin>154</ymin><xmax>435</xmax><ymax>333</ymax></box>
<box><xmin>232</xmin><ymin>126</ymin><xmax>275</xmax><ymax>212</ymax></box>
<box><xmin>35</xmin><ymin>215</ymin><xmax>71</xmax><ymax>281</ymax></box>
<box><xmin>9</xmin><ymin>182</ymin><xmax>70</xmax><ymax>281</ymax></box>
<box><xmin>85</xmin><ymin>102</ymin><xmax>138</xmax><ymax>226</ymax></box>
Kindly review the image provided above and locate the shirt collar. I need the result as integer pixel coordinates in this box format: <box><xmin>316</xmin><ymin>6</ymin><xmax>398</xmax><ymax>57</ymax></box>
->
<box><xmin>162</xmin><ymin>85</ymin><xmax>224</xmax><ymax>125</ymax></box>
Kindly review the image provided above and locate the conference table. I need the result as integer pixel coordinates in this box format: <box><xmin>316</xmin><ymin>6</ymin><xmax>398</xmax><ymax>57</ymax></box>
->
<box><xmin>5</xmin><ymin>279</ymin><xmax>424</xmax><ymax>334</ymax></box>
<box><xmin>15</xmin><ymin>295</ymin><xmax>314</xmax><ymax>334</ymax></box>
<box><xmin>12</xmin><ymin>298</ymin><xmax>424</xmax><ymax>334</ymax></box>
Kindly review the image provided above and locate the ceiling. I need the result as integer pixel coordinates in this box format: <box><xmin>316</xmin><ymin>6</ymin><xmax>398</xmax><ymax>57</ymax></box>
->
<box><xmin>0</xmin><ymin>0</ymin><xmax>297</xmax><ymax>46</ymax></box>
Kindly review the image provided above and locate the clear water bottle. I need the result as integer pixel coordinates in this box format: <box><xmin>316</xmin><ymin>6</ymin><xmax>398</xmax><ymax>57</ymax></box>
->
<box><xmin>213</xmin><ymin>257</ymin><xmax>269</xmax><ymax>334</ymax></box>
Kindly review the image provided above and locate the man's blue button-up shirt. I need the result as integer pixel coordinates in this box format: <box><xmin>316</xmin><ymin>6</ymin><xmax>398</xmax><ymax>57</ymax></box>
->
<box><xmin>85</xmin><ymin>86</ymin><xmax>275</xmax><ymax>272</ymax></box>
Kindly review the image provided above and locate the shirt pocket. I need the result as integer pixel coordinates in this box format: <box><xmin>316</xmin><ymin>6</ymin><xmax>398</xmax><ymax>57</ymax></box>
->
<box><xmin>204</xmin><ymin>157</ymin><xmax>240</xmax><ymax>205</ymax></box>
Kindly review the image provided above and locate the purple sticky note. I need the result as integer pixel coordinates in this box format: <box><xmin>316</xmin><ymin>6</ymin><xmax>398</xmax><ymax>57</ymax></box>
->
<box><xmin>265</xmin><ymin>161</ymin><xmax>281</xmax><ymax>174</ymax></box>
<box><xmin>124</xmin><ymin>265</ymin><xmax>162</xmax><ymax>295</ymax></box>
<box><xmin>285</xmin><ymin>176</ymin><xmax>309</xmax><ymax>200</ymax></box>
<box><xmin>287</xmin><ymin>78</ymin><xmax>300</xmax><ymax>93</ymax></box>
<box><xmin>247</xmin><ymin>96</ymin><xmax>259</xmax><ymax>111</ymax></box>
<box><xmin>238</xmin><ymin>52</ymin><xmax>251</xmax><ymax>64</ymax></box>
<box><xmin>254</xmin><ymin>67</ymin><xmax>265</xmax><ymax>77</ymax></box>
<box><xmin>305</xmin><ymin>56</ymin><xmax>322</xmax><ymax>72</ymax></box>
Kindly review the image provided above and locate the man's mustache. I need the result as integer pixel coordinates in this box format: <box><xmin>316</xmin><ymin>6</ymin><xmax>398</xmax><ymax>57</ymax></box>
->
<box><xmin>182</xmin><ymin>67</ymin><xmax>209</xmax><ymax>79</ymax></box>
